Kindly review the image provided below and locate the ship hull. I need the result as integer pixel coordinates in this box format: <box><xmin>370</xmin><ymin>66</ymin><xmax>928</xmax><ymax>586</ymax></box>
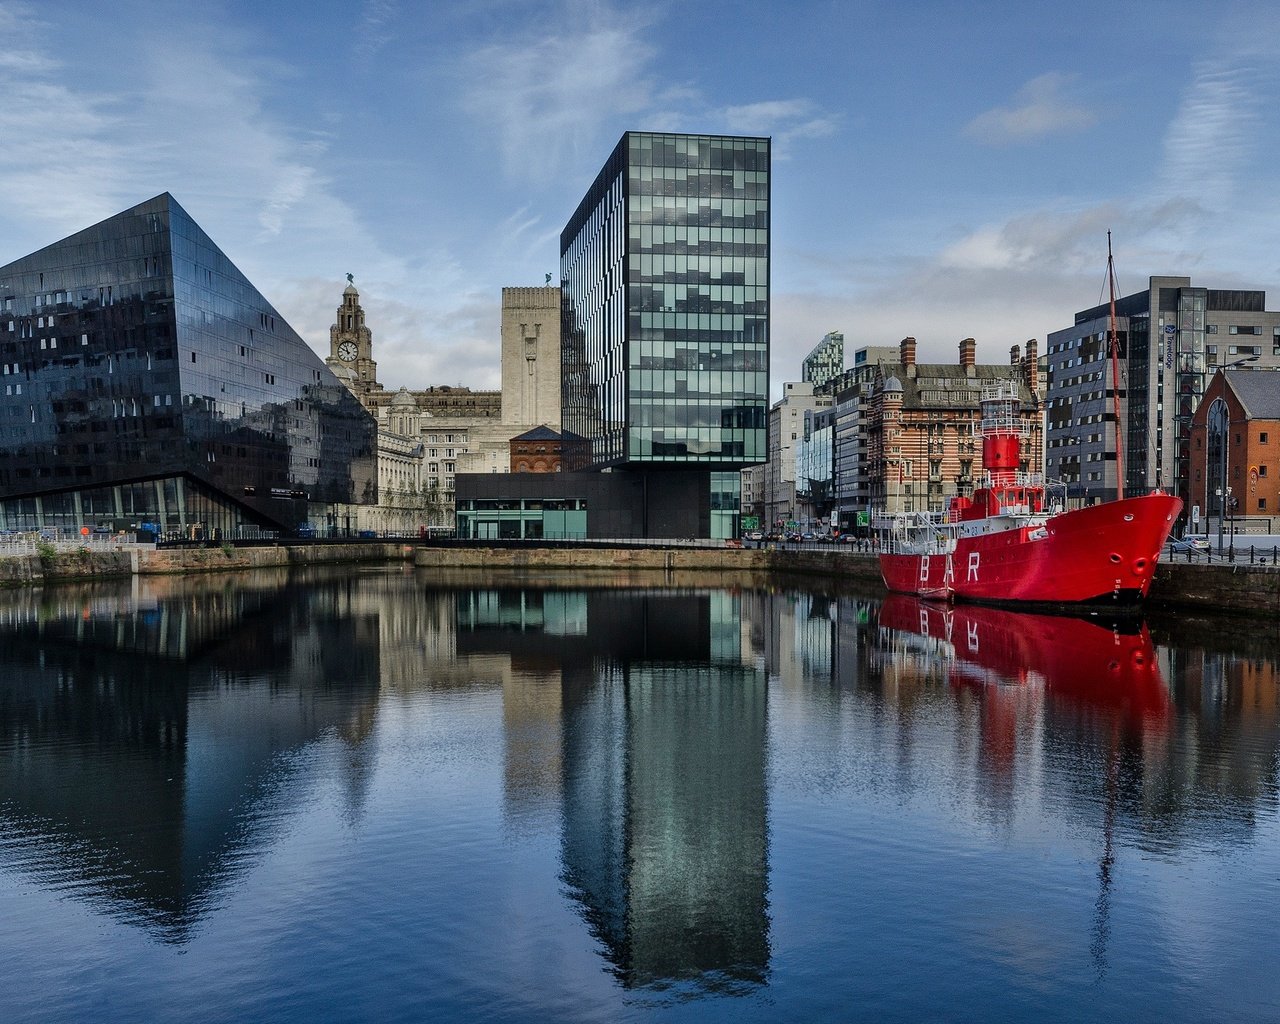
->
<box><xmin>879</xmin><ymin>493</ymin><xmax>1183</xmax><ymax>605</ymax></box>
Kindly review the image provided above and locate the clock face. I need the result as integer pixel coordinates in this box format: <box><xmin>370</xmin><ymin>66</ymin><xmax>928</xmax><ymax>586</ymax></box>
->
<box><xmin>338</xmin><ymin>341</ymin><xmax>358</xmax><ymax>361</ymax></box>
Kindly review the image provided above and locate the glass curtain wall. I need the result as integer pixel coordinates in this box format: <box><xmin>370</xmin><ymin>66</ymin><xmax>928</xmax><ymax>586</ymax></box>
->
<box><xmin>1173</xmin><ymin>289</ymin><xmax>1206</xmax><ymax>506</ymax></box>
<box><xmin>560</xmin><ymin>133</ymin><xmax>770</xmax><ymax>471</ymax></box>
<box><xmin>0</xmin><ymin>193</ymin><xmax>376</xmax><ymax>532</ymax></box>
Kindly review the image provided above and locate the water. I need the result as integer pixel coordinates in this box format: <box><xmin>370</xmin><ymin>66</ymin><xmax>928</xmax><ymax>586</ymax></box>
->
<box><xmin>0</xmin><ymin>566</ymin><xmax>1277</xmax><ymax>1023</ymax></box>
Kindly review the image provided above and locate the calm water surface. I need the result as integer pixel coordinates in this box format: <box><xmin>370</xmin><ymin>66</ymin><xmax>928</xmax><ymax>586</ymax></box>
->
<box><xmin>0</xmin><ymin>566</ymin><xmax>1277</xmax><ymax>1023</ymax></box>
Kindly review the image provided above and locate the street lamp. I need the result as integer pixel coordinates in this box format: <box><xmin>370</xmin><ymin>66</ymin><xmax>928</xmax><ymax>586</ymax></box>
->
<box><xmin>1206</xmin><ymin>360</ymin><xmax>1255</xmax><ymax>552</ymax></box>
<box><xmin>1229</xmin><ymin>491</ymin><xmax>1238</xmax><ymax>560</ymax></box>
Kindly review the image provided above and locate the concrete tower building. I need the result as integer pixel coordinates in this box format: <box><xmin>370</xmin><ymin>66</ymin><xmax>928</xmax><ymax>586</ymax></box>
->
<box><xmin>501</xmin><ymin>286</ymin><xmax>562</xmax><ymax>429</ymax></box>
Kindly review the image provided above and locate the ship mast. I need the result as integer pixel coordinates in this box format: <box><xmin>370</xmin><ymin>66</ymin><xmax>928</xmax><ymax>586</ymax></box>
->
<box><xmin>1107</xmin><ymin>231</ymin><xmax>1124</xmax><ymax>501</ymax></box>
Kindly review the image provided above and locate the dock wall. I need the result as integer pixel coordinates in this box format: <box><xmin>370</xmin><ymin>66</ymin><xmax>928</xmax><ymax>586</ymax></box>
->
<box><xmin>0</xmin><ymin>543</ymin><xmax>1275</xmax><ymax>616</ymax></box>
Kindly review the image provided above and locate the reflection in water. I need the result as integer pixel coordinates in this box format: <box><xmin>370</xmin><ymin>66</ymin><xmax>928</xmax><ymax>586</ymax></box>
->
<box><xmin>872</xmin><ymin>596</ymin><xmax>1280</xmax><ymax>977</ymax></box>
<box><xmin>0</xmin><ymin>571</ymin><xmax>1277</xmax><ymax>1018</ymax></box>
<box><xmin>455</xmin><ymin>588</ymin><xmax>770</xmax><ymax>993</ymax></box>
<box><xmin>0</xmin><ymin>572</ymin><xmax>383</xmax><ymax>941</ymax></box>
<box><xmin>875</xmin><ymin>598</ymin><xmax>1172</xmax><ymax>976</ymax></box>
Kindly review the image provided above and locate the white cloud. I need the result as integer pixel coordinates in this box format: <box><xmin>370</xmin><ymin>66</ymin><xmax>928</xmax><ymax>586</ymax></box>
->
<box><xmin>719</xmin><ymin>99</ymin><xmax>838</xmax><ymax>157</ymax></box>
<box><xmin>0</xmin><ymin>0</ymin><xmax>500</xmax><ymax>392</ymax></box>
<box><xmin>963</xmin><ymin>72</ymin><xmax>1095</xmax><ymax>145</ymax></box>
<box><xmin>459</xmin><ymin>8</ymin><xmax>659</xmax><ymax>184</ymax></box>
<box><xmin>355</xmin><ymin>0</ymin><xmax>400</xmax><ymax>61</ymax></box>
<box><xmin>1157</xmin><ymin>62</ymin><xmax>1266</xmax><ymax>206</ymax></box>
<box><xmin>768</xmin><ymin>192</ymin><xmax>1246</xmax><ymax>400</ymax></box>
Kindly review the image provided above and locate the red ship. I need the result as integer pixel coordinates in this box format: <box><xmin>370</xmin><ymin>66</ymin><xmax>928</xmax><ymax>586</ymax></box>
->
<box><xmin>877</xmin><ymin>237</ymin><xmax>1182</xmax><ymax>606</ymax></box>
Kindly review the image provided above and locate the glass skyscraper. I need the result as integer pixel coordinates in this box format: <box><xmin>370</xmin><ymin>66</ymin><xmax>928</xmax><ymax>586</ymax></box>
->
<box><xmin>560</xmin><ymin>132</ymin><xmax>770</xmax><ymax>476</ymax></box>
<box><xmin>0</xmin><ymin>193</ymin><xmax>376</xmax><ymax>535</ymax></box>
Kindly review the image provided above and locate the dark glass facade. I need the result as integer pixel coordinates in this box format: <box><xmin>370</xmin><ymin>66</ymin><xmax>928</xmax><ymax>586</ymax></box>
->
<box><xmin>0</xmin><ymin>193</ymin><xmax>376</xmax><ymax>534</ymax></box>
<box><xmin>560</xmin><ymin>132</ymin><xmax>770</xmax><ymax>470</ymax></box>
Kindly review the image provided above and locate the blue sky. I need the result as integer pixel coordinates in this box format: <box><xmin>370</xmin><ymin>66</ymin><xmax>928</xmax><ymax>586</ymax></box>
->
<box><xmin>2</xmin><ymin>0</ymin><xmax>1279</xmax><ymax>398</ymax></box>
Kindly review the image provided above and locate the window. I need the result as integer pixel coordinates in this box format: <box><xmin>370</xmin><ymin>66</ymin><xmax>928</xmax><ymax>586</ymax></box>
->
<box><xmin>1206</xmin><ymin>324</ymin><xmax>1218</xmax><ymax>334</ymax></box>
<box><xmin>1259</xmin><ymin>498</ymin><xmax>1267</xmax><ymax>511</ymax></box>
<box><xmin>1261</xmin><ymin>433</ymin><xmax>1269</xmax><ymax>444</ymax></box>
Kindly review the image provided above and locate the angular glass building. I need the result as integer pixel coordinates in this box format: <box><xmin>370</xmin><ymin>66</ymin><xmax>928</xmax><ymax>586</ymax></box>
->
<box><xmin>0</xmin><ymin>193</ymin><xmax>376</xmax><ymax>536</ymax></box>
<box><xmin>558</xmin><ymin>132</ymin><xmax>770</xmax><ymax>537</ymax></box>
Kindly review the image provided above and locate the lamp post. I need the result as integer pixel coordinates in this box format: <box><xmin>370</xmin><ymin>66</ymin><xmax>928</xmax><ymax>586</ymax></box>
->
<box><xmin>1206</xmin><ymin>361</ymin><xmax>1254</xmax><ymax>552</ymax></box>
<box><xmin>1215</xmin><ymin>488</ymin><xmax>1224</xmax><ymax>553</ymax></box>
<box><xmin>1223</xmin><ymin>488</ymin><xmax>1233</xmax><ymax>560</ymax></box>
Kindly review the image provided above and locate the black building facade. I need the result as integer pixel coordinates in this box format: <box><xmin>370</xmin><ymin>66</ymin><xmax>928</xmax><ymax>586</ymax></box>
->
<box><xmin>0</xmin><ymin>194</ymin><xmax>376</xmax><ymax>535</ymax></box>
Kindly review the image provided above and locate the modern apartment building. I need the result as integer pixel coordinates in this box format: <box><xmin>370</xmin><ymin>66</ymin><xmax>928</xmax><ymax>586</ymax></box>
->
<box><xmin>829</xmin><ymin>344</ymin><xmax>911</xmax><ymax>533</ymax></box>
<box><xmin>764</xmin><ymin>382</ymin><xmax>830</xmax><ymax>530</ymax></box>
<box><xmin>1045</xmin><ymin>276</ymin><xmax>1280</xmax><ymax>508</ymax></box>
<box><xmin>802</xmin><ymin>331</ymin><xmax>844</xmax><ymax>390</ymax></box>
<box><xmin>460</xmin><ymin>131</ymin><xmax>770</xmax><ymax>541</ymax></box>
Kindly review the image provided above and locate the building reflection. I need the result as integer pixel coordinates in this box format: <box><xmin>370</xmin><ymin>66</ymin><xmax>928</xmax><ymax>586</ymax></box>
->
<box><xmin>0</xmin><ymin>572</ymin><xmax>383</xmax><ymax>940</ymax></box>
<box><xmin>452</xmin><ymin>586</ymin><xmax>771</xmax><ymax>993</ymax></box>
<box><xmin>2</xmin><ymin>569</ymin><xmax>1277</xmax><ymax>989</ymax></box>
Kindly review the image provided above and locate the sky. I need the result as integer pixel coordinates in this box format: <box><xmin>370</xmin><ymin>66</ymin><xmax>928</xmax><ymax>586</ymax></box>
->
<box><xmin>2</xmin><ymin>0</ymin><xmax>1279</xmax><ymax>400</ymax></box>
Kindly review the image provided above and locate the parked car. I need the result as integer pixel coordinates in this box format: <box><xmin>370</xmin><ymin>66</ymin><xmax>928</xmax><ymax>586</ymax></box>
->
<box><xmin>1168</xmin><ymin>537</ymin><xmax>1209</xmax><ymax>554</ymax></box>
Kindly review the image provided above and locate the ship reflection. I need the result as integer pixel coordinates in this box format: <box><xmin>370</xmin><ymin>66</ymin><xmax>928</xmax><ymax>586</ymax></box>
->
<box><xmin>876</xmin><ymin>596</ymin><xmax>1171</xmax><ymax>977</ymax></box>
<box><xmin>877</xmin><ymin>595</ymin><xmax>1171</xmax><ymax>722</ymax></box>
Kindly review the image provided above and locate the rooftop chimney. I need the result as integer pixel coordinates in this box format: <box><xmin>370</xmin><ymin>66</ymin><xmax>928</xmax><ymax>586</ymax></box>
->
<box><xmin>1024</xmin><ymin>338</ymin><xmax>1039</xmax><ymax>393</ymax></box>
<box><xmin>959</xmin><ymin>337</ymin><xmax>976</xmax><ymax>376</ymax></box>
<box><xmin>900</xmin><ymin>336</ymin><xmax>917</xmax><ymax>378</ymax></box>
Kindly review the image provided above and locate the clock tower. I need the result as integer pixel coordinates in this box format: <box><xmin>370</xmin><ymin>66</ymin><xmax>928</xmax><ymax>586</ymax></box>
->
<box><xmin>326</xmin><ymin>275</ymin><xmax>379</xmax><ymax>397</ymax></box>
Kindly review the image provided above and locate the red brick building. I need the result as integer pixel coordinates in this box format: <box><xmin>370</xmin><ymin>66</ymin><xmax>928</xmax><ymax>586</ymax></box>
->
<box><xmin>1189</xmin><ymin>368</ymin><xmax>1280</xmax><ymax>527</ymax></box>
<box><xmin>509</xmin><ymin>425</ymin><xmax>565</xmax><ymax>473</ymax></box>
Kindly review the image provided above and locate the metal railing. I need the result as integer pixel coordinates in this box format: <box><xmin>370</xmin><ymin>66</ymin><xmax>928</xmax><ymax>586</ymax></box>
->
<box><xmin>0</xmin><ymin>530</ymin><xmax>139</xmax><ymax>553</ymax></box>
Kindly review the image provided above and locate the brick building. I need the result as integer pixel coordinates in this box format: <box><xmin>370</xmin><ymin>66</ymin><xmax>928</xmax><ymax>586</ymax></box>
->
<box><xmin>867</xmin><ymin>336</ymin><xmax>1044</xmax><ymax>514</ymax></box>
<box><xmin>1189</xmin><ymin>367</ymin><xmax>1280</xmax><ymax>534</ymax></box>
<box><xmin>509</xmin><ymin>425</ymin><xmax>565</xmax><ymax>473</ymax></box>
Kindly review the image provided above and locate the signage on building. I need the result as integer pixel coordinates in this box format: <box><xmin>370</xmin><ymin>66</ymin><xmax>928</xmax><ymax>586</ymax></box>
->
<box><xmin>1163</xmin><ymin>323</ymin><xmax>1175</xmax><ymax>369</ymax></box>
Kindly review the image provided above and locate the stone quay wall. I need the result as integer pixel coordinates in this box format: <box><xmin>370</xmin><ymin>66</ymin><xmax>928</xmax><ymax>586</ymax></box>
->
<box><xmin>0</xmin><ymin>542</ymin><xmax>1275</xmax><ymax>616</ymax></box>
<box><xmin>412</xmin><ymin>546</ymin><xmax>1280</xmax><ymax>616</ymax></box>
<box><xmin>0</xmin><ymin>542</ymin><xmax>413</xmax><ymax>586</ymax></box>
